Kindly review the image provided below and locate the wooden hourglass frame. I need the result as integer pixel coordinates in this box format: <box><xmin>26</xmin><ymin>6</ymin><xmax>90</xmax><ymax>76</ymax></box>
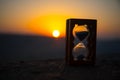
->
<box><xmin>66</xmin><ymin>19</ymin><xmax>97</xmax><ymax>66</ymax></box>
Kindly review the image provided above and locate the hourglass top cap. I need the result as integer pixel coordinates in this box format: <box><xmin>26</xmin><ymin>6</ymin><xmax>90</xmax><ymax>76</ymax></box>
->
<box><xmin>67</xmin><ymin>18</ymin><xmax>97</xmax><ymax>21</ymax></box>
<box><xmin>66</xmin><ymin>18</ymin><xmax>97</xmax><ymax>25</ymax></box>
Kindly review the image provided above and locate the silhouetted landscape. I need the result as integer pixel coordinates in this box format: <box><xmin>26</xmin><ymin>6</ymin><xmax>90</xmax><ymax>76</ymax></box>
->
<box><xmin>0</xmin><ymin>34</ymin><xmax>65</xmax><ymax>62</ymax></box>
<box><xmin>0</xmin><ymin>34</ymin><xmax>120</xmax><ymax>61</ymax></box>
<box><xmin>0</xmin><ymin>34</ymin><xmax>120</xmax><ymax>80</ymax></box>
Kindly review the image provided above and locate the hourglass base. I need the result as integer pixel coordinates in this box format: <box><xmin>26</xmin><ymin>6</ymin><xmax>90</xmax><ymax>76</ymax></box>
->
<box><xmin>73</xmin><ymin>55</ymin><xmax>85</xmax><ymax>61</ymax></box>
<box><xmin>70</xmin><ymin>59</ymin><xmax>95</xmax><ymax>66</ymax></box>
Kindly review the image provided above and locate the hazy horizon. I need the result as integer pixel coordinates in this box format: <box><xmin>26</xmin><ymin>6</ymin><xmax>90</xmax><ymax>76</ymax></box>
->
<box><xmin>0</xmin><ymin>0</ymin><xmax>120</xmax><ymax>39</ymax></box>
<box><xmin>0</xmin><ymin>34</ymin><xmax>120</xmax><ymax>62</ymax></box>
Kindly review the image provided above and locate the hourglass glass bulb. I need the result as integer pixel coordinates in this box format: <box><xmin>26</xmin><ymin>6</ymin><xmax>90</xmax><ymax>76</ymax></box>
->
<box><xmin>72</xmin><ymin>24</ymin><xmax>89</xmax><ymax>61</ymax></box>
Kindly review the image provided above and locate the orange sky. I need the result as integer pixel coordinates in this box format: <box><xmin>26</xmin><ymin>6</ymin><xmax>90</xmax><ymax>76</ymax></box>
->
<box><xmin>27</xmin><ymin>14</ymin><xmax>70</xmax><ymax>37</ymax></box>
<box><xmin>0</xmin><ymin>0</ymin><xmax>120</xmax><ymax>39</ymax></box>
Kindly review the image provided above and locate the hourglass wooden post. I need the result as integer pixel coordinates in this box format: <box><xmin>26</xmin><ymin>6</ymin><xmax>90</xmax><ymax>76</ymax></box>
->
<box><xmin>66</xmin><ymin>19</ymin><xmax>97</xmax><ymax>66</ymax></box>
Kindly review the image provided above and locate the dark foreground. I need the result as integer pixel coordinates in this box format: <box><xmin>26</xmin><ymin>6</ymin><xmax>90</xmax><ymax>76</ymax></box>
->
<box><xmin>0</xmin><ymin>54</ymin><xmax>120</xmax><ymax>80</ymax></box>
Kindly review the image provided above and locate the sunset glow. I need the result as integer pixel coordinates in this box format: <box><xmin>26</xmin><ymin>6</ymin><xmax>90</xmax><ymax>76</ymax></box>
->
<box><xmin>0</xmin><ymin>0</ymin><xmax>120</xmax><ymax>39</ymax></box>
<box><xmin>28</xmin><ymin>14</ymin><xmax>69</xmax><ymax>37</ymax></box>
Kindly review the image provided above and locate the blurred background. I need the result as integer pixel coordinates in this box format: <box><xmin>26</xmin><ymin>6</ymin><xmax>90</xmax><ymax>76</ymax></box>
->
<box><xmin>0</xmin><ymin>0</ymin><xmax>120</xmax><ymax>62</ymax></box>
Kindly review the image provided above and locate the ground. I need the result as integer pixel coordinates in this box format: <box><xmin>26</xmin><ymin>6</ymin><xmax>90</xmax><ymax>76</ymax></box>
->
<box><xmin>0</xmin><ymin>54</ymin><xmax>120</xmax><ymax>80</ymax></box>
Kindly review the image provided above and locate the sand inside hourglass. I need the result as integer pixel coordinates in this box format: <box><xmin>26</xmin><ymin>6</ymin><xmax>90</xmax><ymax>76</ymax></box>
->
<box><xmin>72</xmin><ymin>24</ymin><xmax>89</xmax><ymax>61</ymax></box>
<box><xmin>75</xmin><ymin>31</ymin><xmax>89</xmax><ymax>41</ymax></box>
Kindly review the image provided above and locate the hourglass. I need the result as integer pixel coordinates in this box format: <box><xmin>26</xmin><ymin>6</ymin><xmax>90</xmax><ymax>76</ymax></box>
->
<box><xmin>66</xmin><ymin>19</ymin><xmax>97</xmax><ymax>65</ymax></box>
<box><xmin>72</xmin><ymin>24</ymin><xmax>89</xmax><ymax>61</ymax></box>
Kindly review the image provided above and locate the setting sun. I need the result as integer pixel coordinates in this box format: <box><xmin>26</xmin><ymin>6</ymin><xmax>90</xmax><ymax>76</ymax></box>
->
<box><xmin>52</xmin><ymin>30</ymin><xmax>60</xmax><ymax>38</ymax></box>
<box><xmin>28</xmin><ymin>14</ymin><xmax>70</xmax><ymax>37</ymax></box>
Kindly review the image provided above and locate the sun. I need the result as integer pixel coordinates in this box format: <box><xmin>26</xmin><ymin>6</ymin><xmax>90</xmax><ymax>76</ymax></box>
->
<box><xmin>52</xmin><ymin>30</ymin><xmax>60</xmax><ymax>38</ymax></box>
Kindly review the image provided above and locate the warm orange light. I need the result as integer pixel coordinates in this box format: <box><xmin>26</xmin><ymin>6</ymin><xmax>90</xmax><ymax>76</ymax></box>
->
<box><xmin>52</xmin><ymin>30</ymin><xmax>60</xmax><ymax>38</ymax></box>
<box><xmin>27</xmin><ymin>14</ymin><xmax>71</xmax><ymax>37</ymax></box>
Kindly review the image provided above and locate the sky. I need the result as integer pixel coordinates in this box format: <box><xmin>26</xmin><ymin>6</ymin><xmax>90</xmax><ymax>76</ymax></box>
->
<box><xmin>0</xmin><ymin>0</ymin><xmax>120</xmax><ymax>39</ymax></box>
